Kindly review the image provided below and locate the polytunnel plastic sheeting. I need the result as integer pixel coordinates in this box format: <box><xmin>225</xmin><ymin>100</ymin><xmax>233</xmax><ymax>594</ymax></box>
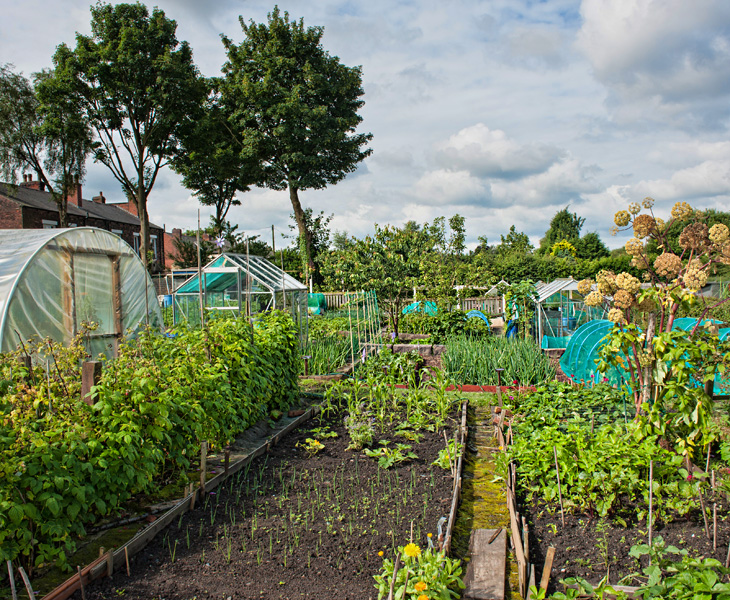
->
<box><xmin>671</xmin><ymin>318</ymin><xmax>724</xmax><ymax>332</ymax></box>
<box><xmin>0</xmin><ymin>227</ymin><xmax>161</xmax><ymax>357</ymax></box>
<box><xmin>559</xmin><ymin>319</ymin><xmax>628</xmax><ymax>384</ymax></box>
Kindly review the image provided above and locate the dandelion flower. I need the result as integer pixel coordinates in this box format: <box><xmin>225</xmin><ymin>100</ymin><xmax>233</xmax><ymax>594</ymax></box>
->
<box><xmin>378</xmin><ymin>551</ymin><xmax>384</xmax><ymax>557</ymax></box>
<box><xmin>403</xmin><ymin>543</ymin><xmax>421</xmax><ymax>558</ymax></box>
<box><xmin>427</xmin><ymin>533</ymin><xmax>433</xmax><ymax>538</ymax></box>
<box><xmin>415</xmin><ymin>581</ymin><xmax>428</xmax><ymax>592</ymax></box>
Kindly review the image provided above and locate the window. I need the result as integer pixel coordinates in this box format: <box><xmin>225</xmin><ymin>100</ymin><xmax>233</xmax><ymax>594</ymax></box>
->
<box><xmin>111</xmin><ymin>229</ymin><xmax>123</xmax><ymax>237</ymax></box>
<box><xmin>150</xmin><ymin>234</ymin><xmax>158</xmax><ymax>260</ymax></box>
<box><xmin>42</xmin><ymin>219</ymin><xmax>57</xmax><ymax>229</ymax></box>
<box><xmin>69</xmin><ymin>223</ymin><xmax>78</xmax><ymax>228</ymax></box>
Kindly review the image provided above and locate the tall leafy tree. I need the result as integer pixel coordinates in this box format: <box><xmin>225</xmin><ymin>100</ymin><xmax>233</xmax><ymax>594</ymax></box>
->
<box><xmin>221</xmin><ymin>6</ymin><xmax>372</xmax><ymax>281</ymax></box>
<box><xmin>54</xmin><ymin>2</ymin><xmax>205</xmax><ymax>269</ymax></box>
<box><xmin>171</xmin><ymin>79</ymin><xmax>261</xmax><ymax>237</ymax></box>
<box><xmin>0</xmin><ymin>64</ymin><xmax>92</xmax><ymax>226</ymax></box>
<box><xmin>539</xmin><ymin>206</ymin><xmax>585</xmax><ymax>254</ymax></box>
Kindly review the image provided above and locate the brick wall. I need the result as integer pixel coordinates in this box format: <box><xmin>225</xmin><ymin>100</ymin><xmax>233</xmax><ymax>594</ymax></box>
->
<box><xmin>0</xmin><ymin>197</ymin><xmax>23</xmax><ymax>229</ymax></box>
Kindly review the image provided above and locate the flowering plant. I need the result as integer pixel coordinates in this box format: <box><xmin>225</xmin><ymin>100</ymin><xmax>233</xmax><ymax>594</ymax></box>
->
<box><xmin>374</xmin><ymin>543</ymin><xmax>464</xmax><ymax>599</ymax></box>
<box><xmin>581</xmin><ymin>199</ymin><xmax>730</xmax><ymax>457</ymax></box>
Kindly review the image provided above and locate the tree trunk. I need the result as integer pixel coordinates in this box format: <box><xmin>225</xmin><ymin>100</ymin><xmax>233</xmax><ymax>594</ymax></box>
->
<box><xmin>136</xmin><ymin>184</ymin><xmax>150</xmax><ymax>273</ymax></box>
<box><xmin>288</xmin><ymin>184</ymin><xmax>315</xmax><ymax>282</ymax></box>
<box><xmin>639</xmin><ymin>311</ymin><xmax>657</xmax><ymax>414</ymax></box>
<box><xmin>58</xmin><ymin>196</ymin><xmax>68</xmax><ymax>228</ymax></box>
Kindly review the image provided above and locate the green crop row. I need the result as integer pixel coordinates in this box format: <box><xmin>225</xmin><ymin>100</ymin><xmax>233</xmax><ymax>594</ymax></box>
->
<box><xmin>443</xmin><ymin>336</ymin><xmax>556</xmax><ymax>385</ymax></box>
<box><xmin>0</xmin><ymin>311</ymin><xmax>299</xmax><ymax>574</ymax></box>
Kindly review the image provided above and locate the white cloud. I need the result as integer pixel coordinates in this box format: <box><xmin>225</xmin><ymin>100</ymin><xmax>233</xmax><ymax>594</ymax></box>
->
<box><xmin>577</xmin><ymin>0</ymin><xmax>730</xmax><ymax>129</ymax></box>
<box><xmin>412</xmin><ymin>170</ymin><xmax>491</xmax><ymax>206</ymax></box>
<box><xmin>434</xmin><ymin>123</ymin><xmax>564</xmax><ymax>179</ymax></box>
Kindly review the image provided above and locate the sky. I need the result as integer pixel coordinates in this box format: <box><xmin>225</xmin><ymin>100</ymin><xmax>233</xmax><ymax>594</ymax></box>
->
<box><xmin>2</xmin><ymin>0</ymin><xmax>730</xmax><ymax>251</ymax></box>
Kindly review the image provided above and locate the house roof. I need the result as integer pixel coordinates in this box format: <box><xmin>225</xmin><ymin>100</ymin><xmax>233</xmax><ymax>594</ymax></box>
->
<box><xmin>0</xmin><ymin>183</ymin><xmax>163</xmax><ymax>229</ymax></box>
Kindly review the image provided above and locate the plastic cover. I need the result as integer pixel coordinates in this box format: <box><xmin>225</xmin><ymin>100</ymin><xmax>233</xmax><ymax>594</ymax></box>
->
<box><xmin>0</xmin><ymin>228</ymin><xmax>161</xmax><ymax>356</ymax></box>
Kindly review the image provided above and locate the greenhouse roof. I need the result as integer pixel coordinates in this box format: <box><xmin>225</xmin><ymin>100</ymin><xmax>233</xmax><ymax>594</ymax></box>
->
<box><xmin>535</xmin><ymin>278</ymin><xmax>581</xmax><ymax>304</ymax></box>
<box><xmin>176</xmin><ymin>253</ymin><xmax>306</xmax><ymax>295</ymax></box>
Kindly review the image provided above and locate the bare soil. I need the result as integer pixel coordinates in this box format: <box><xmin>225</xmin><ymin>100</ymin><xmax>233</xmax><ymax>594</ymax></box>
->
<box><xmin>79</xmin><ymin>410</ymin><xmax>457</xmax><ymax>600</ymax></box>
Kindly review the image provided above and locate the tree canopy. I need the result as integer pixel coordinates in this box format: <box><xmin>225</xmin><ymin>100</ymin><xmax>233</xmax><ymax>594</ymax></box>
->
<box><xmin>55</xmin><ymin>2</ymin><xmax>205</xmax><ymax>270</ymax></box>
<box><xmin>221</xmin><ymin>6</ymin><xmax>372</xmax><ymax>282</ymax></box>
<box><xmin>0</xmin><ymin>64</ymin><xmax>92</xmax><ymax>226</ymax></box>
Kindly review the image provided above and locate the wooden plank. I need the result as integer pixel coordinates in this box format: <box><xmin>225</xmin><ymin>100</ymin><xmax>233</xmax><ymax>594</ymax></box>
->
<box><xmin>463</xmin><ymin>529</ymin><xmax>507</xmax><ymax>600</ymax></box>
<box><xmin>540</xmin><ymin>546</ymin><xmax>555</xmax><ymax>591</ymax></box>
<box><xmin>443</xmin><ymin>401</ymin><xmax>467</xmax><ymax>554</ymax></box>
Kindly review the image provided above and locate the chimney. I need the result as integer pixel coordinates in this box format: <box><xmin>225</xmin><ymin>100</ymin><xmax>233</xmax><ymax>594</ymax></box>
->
<box><xmin>172</xmin><ymin>227</ymin><xmax>182</xmax><ymax>239</ymax></box>
<box><xmin>68</xmin><ymin>175</ymin><xmax>83</xmax><ymax>207</ymax></box>
<box><xmin>92</xmin><ymin>191</ymin><xmax>106</xmax><ymax>204</ymax></box>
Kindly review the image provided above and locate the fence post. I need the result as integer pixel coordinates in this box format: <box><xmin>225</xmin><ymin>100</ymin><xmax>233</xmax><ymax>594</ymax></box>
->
<box><xmin>81</xmin><ymin>361</ymin><xmax>102</xmax><ymax>406</ymax></box>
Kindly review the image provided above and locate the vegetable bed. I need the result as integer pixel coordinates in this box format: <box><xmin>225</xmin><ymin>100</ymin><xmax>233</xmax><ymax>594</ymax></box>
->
<box><xmin>81</xmin><ymin>405</ymin><xmax>461</xmax><ymax>599</ymax></box>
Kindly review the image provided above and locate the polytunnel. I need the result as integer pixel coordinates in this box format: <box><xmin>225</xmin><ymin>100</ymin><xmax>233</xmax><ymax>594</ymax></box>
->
<box><xmin>0</xmin><ymin>228</ymin><xmax>162</xmax><ymax>357</ymax></box>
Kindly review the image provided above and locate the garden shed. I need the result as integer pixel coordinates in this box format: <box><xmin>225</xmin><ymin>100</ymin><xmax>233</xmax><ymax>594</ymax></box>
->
<box><xmin>0</xmin><ymin>227</ymin><xmax>162</xmax><ymax>357</ymax></box>
<box><xmin>172</xmin><ymin>253</ymin><xmax>308</xmax><ymax>341</ymax></box>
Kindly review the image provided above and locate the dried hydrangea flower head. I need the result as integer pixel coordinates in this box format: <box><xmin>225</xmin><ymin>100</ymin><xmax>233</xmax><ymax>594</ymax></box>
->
<box><xmin>615</xmin><ymin>272</ymin><xmax>641</xmax><ymax>294</ymax></box>
<box><xmin>632</xmin><ymin>214</ymin><xmax>655</xmax><ymax>239</ymax></box>
<box><xmin>709</xmin><ymin>223</ymin><xmax>729</xmax><ymax>246</ymax></box>
<box><xmin>577</xmin><ymin>279</ymin><xmax>593</xmax><ymax>296</ymax></box>
<box><xmin>584</xmin><ymin>290</ymin><xmax>604</xmax><ymax>307</ymax></box>
<box><xmin>683</xmin><ymin>265</ymin><xmax>708</xmax><ymax>291</ymax></box>
<box><xmin>678</xmin><ymin>223</ymin><xmax>709</xmax><ymax>251</ymax></box>
<box><xmin>642</xmin><ymin>197</ymin><xmax>655</xmax><ymax>209</ymax></box>
<box><xmin>625</xmin><ymin>238</ymin><xmax>644</xmax><ymax>257</ymax></box>
<box><xmin>654</xmin><ymin>217</ymin><xmax>666</xmax><ymax>232</ymax></box>
<box><xmin>654</xmin><ymin>252</ymin><xmax>682</xmax><ymax>278</ymax></box>
<box><xmin>607</xmin><ymin>307</ymin><xmax>626</xmax><ymax>325</ymax></box>
<box><xmin>628</xmin><ymin>202</ymin><xmax>641</xmax><ymax>215</ymax></box>
<box><xmin>671</xmin><ymin>201</ymin><xmax>693</xmax><ymax>221</ymax></box>
<box><xmin>614</xmin><ymin>210</ymin><xmax>631</xmax><ymax>227</ymax></box>
<box><xmin>613</xmin><ymin>289</ymin><xmax>635</xmax><ymax>310</ymax></box>
<box><xmin>595</xmin><ymin>270</ymin><xmax>617</xmax><ymax>295</ymax></box>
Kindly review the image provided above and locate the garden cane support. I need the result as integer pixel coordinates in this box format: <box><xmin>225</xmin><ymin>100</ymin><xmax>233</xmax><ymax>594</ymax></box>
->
<box><xmin>553</xmin><ymin>446</ymin><xmax>565</xmax><ymax>528</ymax></box>
<box><xmin>7</xmin><ymin>560</ymin><xmax>18</xmax><ymax>600</ymax></box>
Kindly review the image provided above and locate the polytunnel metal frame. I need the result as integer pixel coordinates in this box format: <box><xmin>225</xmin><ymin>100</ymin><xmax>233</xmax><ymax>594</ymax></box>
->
<box><xmin>0</xmin><ymin>227</ymin><xmax>162</xmax><ymax>358</ymax></box>
<box><xmin>172</xmin><ymin>253</ymin><xmax>309</xmax><ymax>344</ymax></box>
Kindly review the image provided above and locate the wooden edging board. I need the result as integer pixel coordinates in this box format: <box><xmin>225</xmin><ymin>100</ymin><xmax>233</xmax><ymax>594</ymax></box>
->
<box><xmin>41</xmin><ymin>405</ymin><xmax>319</xmax><ymax>600</ymax></box>
<box><xmin>443</xmin><ymin>399</ymin><xmax>468</xmax><ymax>555</ymax></box>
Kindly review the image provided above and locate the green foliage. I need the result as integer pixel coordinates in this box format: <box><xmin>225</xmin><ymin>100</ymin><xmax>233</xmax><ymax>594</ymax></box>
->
<box><xmin>221</xmin><ymin>6</ymin><xmax>372</xmax><ymax>279</ymax></box>
<box><xmin>358</xmin><ymin>348</ymin><xmax>424</xmax><ymax>385</ymax></box>
<box><xmin>302</xmin><ymin>336</ymin><xmax>352</xmax><ymax>375</ymax></box>
<box><xmin>399</xmin><ymin>309</ymin><xmax>491</xmax><ymax>343</ymax></box>
<box><xmin>172</xmin><ymin>235</ymin><xmax>214</xmax><ymax>269</ymax></box>
<box><xmin>323</xmin><ymin>221</ymin><xmax>438</xmax><ymax>336</ymax></box>
<box><xmin>507</xmin><ymin>382</ymin><xmax>704</xmax><ymax>521</ymax></box>
<box><xmin>539</xmin><ymin>206</ymin><xmax>585</xmax><ymax>254</ymax></box>
<box><xmin>0</xmin><ymin>312</ymin><xmax>299</xmax><ymax>573</ymax></box>
<box><xmin>364</xmin><ymin>440</ymin><xmax>417</xmax><ymax>469</ymax></box>
<box><xmin>374</xmin><ymin>544</ymin><xmax>465</xmax><ymax>599</ymax></box>
<box><xmin>444</xmin><ymin>336</ymin><xmax>555</xmax><ymax>385</ymax></box>
<box><xmin>0</xmin><ymin>63</ymin><xmax>92</xmax><ymax>226</ymax></box>
<box><xmin>628</xmin><ymin>536</ymin><xmax>730</xmax><ymax>599</ymax></box>
<box><xmin>170</xmin><ymin>80</ymin><xmax>260</xmax><ymax>234</ymax></box>
<box><xmin>433</xmin><ymin>438</ymin><xmax>462</xmax><ymax>471</ymax></box>
<box><xmin>54</xmin><ymin>1</ymin><xmax>206</xmax><ymax>268</ymax></box>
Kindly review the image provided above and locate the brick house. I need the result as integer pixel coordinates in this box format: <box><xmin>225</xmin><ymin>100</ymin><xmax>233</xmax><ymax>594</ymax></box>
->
<box><xmin>0</xmin><ymin>176</ymin><xmax>167</xmax><ymax>271</ymax></box>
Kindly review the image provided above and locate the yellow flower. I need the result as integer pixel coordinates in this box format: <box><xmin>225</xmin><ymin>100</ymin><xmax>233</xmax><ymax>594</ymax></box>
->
<box><xmin>415</xmin><ymin>581</ymin><xmax>428</xmax><ymax>592</ymax></box>
<box><xmin>378</xmin><ymin>551</ymin><xmax>384</xmax><ymax>557</ymax></box>
<box><xmin>404</xmin><ymin>543</ymin><xmax>421</xmax><ymax>558</ymax></box>
<box><xmin>418</xmin><ymin>595</ymin><xmax>429</xmax><ymax>600</ymax></box>
<box><xmin>671</xmin><ymin>201</ymin><xmax>693</xmax><ymax>221</ymax></box>
<box><xmin>628</xmin><ymin>202</ymin><xmax>641</xmax><ymax>215</ymax></box>
<box><xmin>614</xmin><ymin>210</ymin><xmax>631</xmax><ymax>227</ymax></box>
<box><xmin>427</xmin><ymin>533</ymin><xmax>433</xmax><ymax>538</ymax></box>
<box><xmin>642</xmin><ymin>196</ymin><xmax>655</xmax><ymax>209</ymax></box>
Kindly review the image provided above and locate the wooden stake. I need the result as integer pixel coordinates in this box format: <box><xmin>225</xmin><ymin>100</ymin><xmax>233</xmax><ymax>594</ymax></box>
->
<box><xmin>707</xmin><ymin>444</ymin><xmax>712</xmax><ymax>473</ymax></box>
<box><xmin>648</xmin><ymin>460</ymin><xmax>653</xmax><ymax>550</ymax></box>
<box><xmin>714</xmin><ymin>503</ymin><xmax>718</xmax><ymax>552</ymax></box>
<box><xmin>200</xmin><ymin>441</ymin><xmax>208</xmax><ymax>498</ymax></box>
<box><xmin>224</xmin><ymin>448</ymin><xmax>230</xmax><ymax>475</ymax></box>
<box><xmin>106</xmin><ymin>549</ymin><xmax>114</xmax><ymax>577</ymax></box>
<box><xmin>698</xmin><ymin>487</ymin><xmax>711</xmax><ymax>540</ymax></box>
<box><xmin>726</xmin><ymin>538</ymin><xmax>730</xmax><ymax>568</ymax></box>
<box><xmin>125</xmin><ymin>546</ymin><xmax>131</xmax><ymax>576</ymax></box>
<box><xmin>553</xmin><ymin>446</ymin><xmax>565</xmax><ymax>527</ymax></box>
<box><xmin>540</xmin><ymin>547</ymin><xmax>556</xmax><ymax>591</ymax></box>
<box><xmin>487</xmin><ymin>528</ymin><xmax>502</xmax><ymax>544</ymax></box>
<box><xmin>18</xmin><ymin>566</ymin><xmax>36</xmax><ymax>600</ymax></box>
<box><xmin>387</xmin><ymin>553</ymin><xmax>401</xmax><ymax>600</ymax></box>
<box><xmin>78</xmin><ymin>565</ymin><xmax>87</xmax><ymax>600</ymax></box>
<box><xmin>6</xmin><ymin>560</ymin><xmax>18</xmax><ymax>600</ymax></box>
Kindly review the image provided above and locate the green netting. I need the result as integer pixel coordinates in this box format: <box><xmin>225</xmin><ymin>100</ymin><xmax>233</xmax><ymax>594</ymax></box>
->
<box><xmin>561</xmin><ymin>319</ymin><xmax>730</xmax><ymax>395</ymax></box>
<box><xmin>308</xmin><ymin>293</ymin><xmax>327</xmax><ymax>315</ymax></box>
<box><xmin>541</xmin><ymin>335</ymin><xmax>572</xmax><ymax>349</ymax></box>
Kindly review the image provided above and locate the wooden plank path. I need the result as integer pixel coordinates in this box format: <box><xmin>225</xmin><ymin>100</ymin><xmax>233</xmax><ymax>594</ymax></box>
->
<box><xmin>463</xmin><ymin>528</ymin><xmax>507</xmax><ymax>600</ymax></box>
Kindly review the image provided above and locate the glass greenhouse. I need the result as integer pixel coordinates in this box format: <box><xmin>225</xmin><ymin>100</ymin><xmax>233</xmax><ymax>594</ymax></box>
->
<box><xmin>172</xmin><ymin>253</ymin><xmax>308</xmax><ymax>342</ymax></box>
<box><xmin>0</xmin><ymin>228</ymin><xmax>162</xmax><ymax>357</ymax></box>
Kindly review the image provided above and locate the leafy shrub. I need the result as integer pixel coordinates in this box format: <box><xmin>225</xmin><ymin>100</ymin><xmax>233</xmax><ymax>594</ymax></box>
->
<box><xmin>0</xmin><ymin>311</ymin><xmax>299</xmax><ymax>573</ymax></box>
<box><xmin>399</xmin><ymin>309</ymin><xmax>491</xmax><ymax>343</ymax></box>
